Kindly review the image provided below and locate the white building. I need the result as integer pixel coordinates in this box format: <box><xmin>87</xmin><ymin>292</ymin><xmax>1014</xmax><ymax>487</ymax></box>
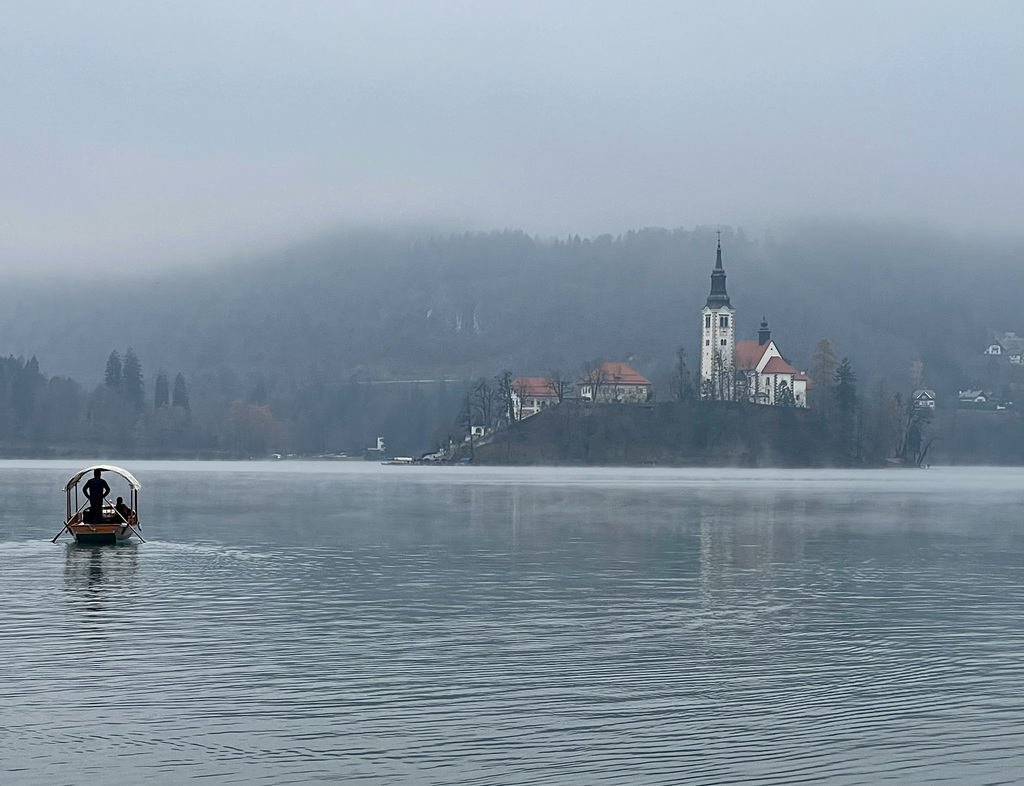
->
<box><xmin>579</xmin><ymin>362</ymin><xmax>651</xmax><ymax>403</ymax></box>
<box><xmin>699</xmin><ymin>234</ymin><xmax>736</xmax><ymax>399</ymax></box>
<box><xmin>985</xmin><ymin>332</ymin><xmax>1024</xmax><ymax>364</ymax></box>
<box><xmin>510</xmin><ymin>377</ymin><xmax>561</xmax><ymax>420</ymax></box>
<box><xmin>734</xmin><ymin>327</ymin><xmax>811</xmax><ymax>408</ymax></box>
<box><xmin>913</xmin><ymin>389</ymin><xmax>937</xmax><ymax>409</ymax></box>
<box><xmin>698</xmin><ymin>235</ymin><xmax>811</xmax><ymax>407</ymax></box>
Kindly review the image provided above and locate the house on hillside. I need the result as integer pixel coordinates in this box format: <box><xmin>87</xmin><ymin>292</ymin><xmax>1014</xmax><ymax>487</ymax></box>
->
<box><xmin>579</xmin><ymin>362</ymin><xmax>651</xmax><ymax>403</ymax></box>
<box><xmin>510</xmin><ymin>377</ymin><xmax>561</xmax><ymax>420</ymax></box>
<box><xmin>913</xmin><ymin>389</ymin><xmax>937</xmax><ymax>409</ymax></box>
<box><xmin>698</xmin><ymin>234</ymin><xmax>812</xmax><ymax>407</ymax></box>
<box><xmin>958</xmin><ymin>389</ymin><xmax>994</xmax><ymax>409</ymax></box>
<box><xmin>984</xmin><ymin>332</ymin><xmax>1024</xmax><ymax>364</ymax></box>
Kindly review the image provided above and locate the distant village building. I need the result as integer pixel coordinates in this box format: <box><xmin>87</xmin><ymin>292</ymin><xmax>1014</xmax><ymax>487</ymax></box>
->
<box><xmin>510</xmin><ymin>377</ymin><xmax>560</xmax><ymax>420</ymax></box>
<box><xmin>698</xmin><ymin>234</ymin><xmax>811</xmax><ymax>407</ymax></box>
<box><xmin>957</xmin><ymin>389</ymin><xmax>1002</xmax><ymax>410</ymax></box>
<box><xmin>913</xmin><ymin>389</ymin><xmax>937</xmax><ymax>409</ymax></box>
<box><xmin>579</xmin><ymin>362</ymin><xmax>651</xmax><ymax>403</ymax></box>
<box><xmin>984</xmin><ymin>332</ymin><xmax>1024</xmax><ymax>365</ymax></box>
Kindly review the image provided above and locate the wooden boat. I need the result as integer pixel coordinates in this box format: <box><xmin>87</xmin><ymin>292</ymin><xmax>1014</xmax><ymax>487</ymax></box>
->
<box><xmin>55</xmin><ymin>465</ymin><xmax>143</xmax><ymax>545</ymax></box>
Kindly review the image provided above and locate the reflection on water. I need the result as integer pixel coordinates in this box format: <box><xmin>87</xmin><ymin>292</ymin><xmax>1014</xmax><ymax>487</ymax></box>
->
<box><xmin>0</xmin><ymin>463</ymin><xmax>1021</xmax><ymax>785</ymax></box>
<box><xmin>63</xmin><ymin>543</ymin><xmax>139</xmax><ymax>600</ymax></box>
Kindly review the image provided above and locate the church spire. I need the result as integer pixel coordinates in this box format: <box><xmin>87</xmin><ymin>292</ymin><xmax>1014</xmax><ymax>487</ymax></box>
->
<box><xmin>706</xmin><ymin>230</ymin><xmax>731</xmax><ymax>308</ymax></box>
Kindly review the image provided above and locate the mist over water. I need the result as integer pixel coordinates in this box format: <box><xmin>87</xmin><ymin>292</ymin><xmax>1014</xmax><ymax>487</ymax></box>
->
<box><xmin>1</xmin><ymin>463</ymin><xmax>1021</xmax><ymax>784</ymax></box>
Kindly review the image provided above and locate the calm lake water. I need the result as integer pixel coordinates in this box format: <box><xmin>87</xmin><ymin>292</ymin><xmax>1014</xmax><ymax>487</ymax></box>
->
<box><xmin>0</xmin><ymin>462</ymin><xmax>1021</xmax><ymax>785</ymax></box>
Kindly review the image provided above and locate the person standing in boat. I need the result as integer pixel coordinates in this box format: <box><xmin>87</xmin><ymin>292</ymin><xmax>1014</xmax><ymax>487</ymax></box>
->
<box><xmin>83</xmin><ymin>469</ymin><xmax>110</xmax><ymax>522</ymax></box>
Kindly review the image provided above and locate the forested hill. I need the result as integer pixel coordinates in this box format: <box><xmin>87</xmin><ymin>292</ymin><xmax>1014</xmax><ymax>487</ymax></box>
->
<box><xmin>0</xmin><ymin>222</ymin><xmax>1020</xmax><ymax>455</ymax></box>
<box><xmin>4</xmin><ymin>223</ymin><xmax>1021</xmax><ymax>388</ymax></box>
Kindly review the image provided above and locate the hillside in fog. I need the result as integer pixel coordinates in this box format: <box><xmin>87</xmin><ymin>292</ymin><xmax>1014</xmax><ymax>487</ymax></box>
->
<box><xmin>0</xmin><ymin>221</ymin><xmax>1021</xmax><ymax>456</ymax></box>
<box><xmin>3</xmin><ymin>222</ymin><xmax>1022</xmax><ymax>384</ymax></box>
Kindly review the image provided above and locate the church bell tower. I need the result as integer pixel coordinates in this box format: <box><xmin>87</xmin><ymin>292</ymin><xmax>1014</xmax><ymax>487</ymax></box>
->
<box><xmin>700</xmin><ymin>232</ymin><xmax>736</xmax><ymax>398</ymax></box>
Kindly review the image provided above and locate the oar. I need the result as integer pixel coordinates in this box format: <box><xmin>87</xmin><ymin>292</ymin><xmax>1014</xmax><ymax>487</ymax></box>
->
<box><xmin>51</xmin><ymin>524</ymin><xmax>71</xmax><ymax>543</ymax></box>
<box><xmin>126</xmin><ymin>525</ymin><xmax>147</xmax><ymax>544</ymax></box>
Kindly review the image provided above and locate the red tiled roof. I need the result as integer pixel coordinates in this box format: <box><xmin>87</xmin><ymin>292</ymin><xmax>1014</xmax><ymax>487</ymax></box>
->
<box><xmin>761</xmin><ymin>356</ymin><xmax>799</xmax><ymax>375</ymax></box>
<box><xmin>734</xmin><ymin>341</ymin><xmax>769</xmax><ymax>371</ymax></box>
<box><xmin>511</xmin><ymin>377</ymin><xmax>558</xmax><ymax>397</ymax></box>
<box><xmin>581</xmin><ymin>362</ymin><xmax>650</xmax><ymax>386</ymax></box>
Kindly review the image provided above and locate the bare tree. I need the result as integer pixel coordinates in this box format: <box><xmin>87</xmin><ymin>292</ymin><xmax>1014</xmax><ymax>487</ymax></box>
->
<box><xmin>910</xmin><ymin>360</ymin><xmax>925</xmax><ymax>390</ymax></box>
<box><xmin>671</xmin><ymin>347</ymin><xmax>694</xmax><ymax>403</ymax></box>
<box><xmin>458</xmin><ymin>393</ymin><xmax>476</xmax><ymax>459</ymax></box>
<box><xmin>547</xmin><ymin>370</ymin><xmax>574</xmax><ymax>404</ymax></box>
<box><xmin>510</xmin><ymin>378</ymin><xmax>526</xmax><ymax>421</ymax></box>
<box><xmin>496</xmin><ymin>371</ymin><xmax>515</xmax><ymax>427</ymax></box>
<box><xmin>471</xmin><ymin>377</ymin><xmax>496</xmax><ymax>429</ymax></box>
<box><xmin>580</xmin><ymin>361</ymin><xmax>607</xmax><ymax>402</ymax></box>
<box><xmin>895</xmin><ymin>393</ymin><xmax>935</xmax><ymax>467</ymax></box>
<box><xmin>866</xmin><ymin>380</ymin><xmax>900</xmax><ymax>462</ymax></box>
<box><xmin>712</xmin><ymin>350</ymin><xmax>735</xmax><ymax>402</ymax></box>
<box><xmin>734</xmin><ymin>369</ymin><xmax>750</xmax><ymax>404</ymax></box>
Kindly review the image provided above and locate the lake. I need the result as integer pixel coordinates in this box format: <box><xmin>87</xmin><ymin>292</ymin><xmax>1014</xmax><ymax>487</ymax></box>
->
<box><xmin>1</xmin><ymin>462</ymin><xmax>1021</xmax><ymax>785</ymax></box>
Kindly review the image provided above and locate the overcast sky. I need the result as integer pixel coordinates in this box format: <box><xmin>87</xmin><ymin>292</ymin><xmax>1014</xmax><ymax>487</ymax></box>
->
<box><xmin>1</xmin><ymin>0</ymin><xmax>1021</xmax><ymax>271</ymax></box>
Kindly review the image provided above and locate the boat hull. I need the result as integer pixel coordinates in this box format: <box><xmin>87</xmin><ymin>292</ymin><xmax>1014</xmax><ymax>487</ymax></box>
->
<box><xmin>67</xmin><ymin>523</ymin><xmax>135</xmax><ymax>545</ymax></box>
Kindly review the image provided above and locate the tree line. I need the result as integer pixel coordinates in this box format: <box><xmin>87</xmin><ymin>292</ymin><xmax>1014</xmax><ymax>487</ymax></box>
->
<box><xmin>3</xmin><ymin>224</ymin><xmax>1019</xmax><ymax>409</ymax></box>
<box><xmin>0</xmin><ymin>350</ymin><xmax>198</xmax><ymax>455</ymax></box>
<box><xmin>0</xmin><ymin>350</ymin><xmax>468</xmax><ymax>458</ymax></box>
<box><xmin>445</xmin><ymin>340</ymin><xmax>938</xmax><ymax>467</ymax></box>
<box><xmin>0</xmin><ymin>224</ymin><xmax>1018</xmax><ymax>459</ymax></box>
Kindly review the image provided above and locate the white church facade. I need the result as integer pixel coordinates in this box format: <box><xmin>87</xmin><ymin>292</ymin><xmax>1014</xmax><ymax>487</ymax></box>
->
<box><xmin>699</xmin><ymin>235</ymin><xmax>812</xmax><ymax>407</ymax></box>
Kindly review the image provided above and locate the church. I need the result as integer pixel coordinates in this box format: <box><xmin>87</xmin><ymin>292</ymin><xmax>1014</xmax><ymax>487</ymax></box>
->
<box><xmin>699</xmin><ymin>235</ymin><xmax>811</xmax><ymax>407</ymax></box>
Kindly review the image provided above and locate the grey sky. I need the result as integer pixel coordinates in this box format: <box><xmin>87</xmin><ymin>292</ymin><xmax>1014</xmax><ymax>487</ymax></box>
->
<box><xmin>1</xmin><ymin>0</ymin><xmax>1021</xmax><ymax>271</ymax></box>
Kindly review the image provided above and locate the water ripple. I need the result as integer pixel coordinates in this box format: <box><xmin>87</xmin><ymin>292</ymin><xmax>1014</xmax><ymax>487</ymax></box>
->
<box><xmin>0</xmin><ymin>465</ymin><xmax>1021</xmax><ymax>784</ymax></box>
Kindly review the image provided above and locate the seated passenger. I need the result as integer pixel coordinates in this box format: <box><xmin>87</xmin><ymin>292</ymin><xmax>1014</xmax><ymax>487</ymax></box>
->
<box><xmin>115</xmin><ymin>497</ymin><xmax>132</xmax><ymax>523</ymax></box>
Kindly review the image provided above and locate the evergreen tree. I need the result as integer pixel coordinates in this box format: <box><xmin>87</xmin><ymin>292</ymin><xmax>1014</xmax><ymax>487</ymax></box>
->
<box><xmin>249</xmin><ymin>378</ymin><xmax>268</xmax><ymax>406</ymax></box>
<box><xmin>835</xmin><ymin>358</ymin><xmax>857</xmax><ymax>412</ymax></box>
<box><xmin>777</xmin><ymin>380</ymin><xmax>796</xmax><ymax>407</ymax></box>
<box><xmin>122</xmin><ymin>348</ymin><xmax>144</xmax><ymax>410</ymax></box>
<box><xmin>12</xmin><ymin>356</ymin><xmax>41</xmax><ymax>426</ymax></box>
<box><xmin>812</xmin><ymin>338</ymin><xmax>838</xmax><ymax>419</ymax></box>
<box><xmin>835</xmin><ymin>357</ymin><xmax>859</xmax><ymax>462</ymax></box>
<box><xmin>0</xmin><ymin>363</ymin><xmax>7</xmax><ymax>439</ymax></box>
<box><xmin>172</xmin><ymin>372</ymin><xmax>190</xmax><ymax>411</ymax></box>
<box><xmin>154</xmin><ymin>372</ymin><xmax>169</xmax><ymax>408</ymax></box>
<box><xmin>104</xmin><ymin>351</ymin><xmax>123</xmax><ymax>389</ymax></box>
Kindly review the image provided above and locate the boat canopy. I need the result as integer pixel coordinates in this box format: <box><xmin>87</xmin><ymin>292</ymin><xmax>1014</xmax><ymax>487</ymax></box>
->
<box><xmin>64</xmin><ymin>465</ymin><xmax>141</xmax><ymax>493</ymax></box>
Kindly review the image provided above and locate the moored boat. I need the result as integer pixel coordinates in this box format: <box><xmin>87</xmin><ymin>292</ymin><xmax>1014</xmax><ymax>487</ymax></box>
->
<box><xmin>55</xmin><ymin>465</ymin><xmax>143</xmax><ymax>545</ymax></box>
